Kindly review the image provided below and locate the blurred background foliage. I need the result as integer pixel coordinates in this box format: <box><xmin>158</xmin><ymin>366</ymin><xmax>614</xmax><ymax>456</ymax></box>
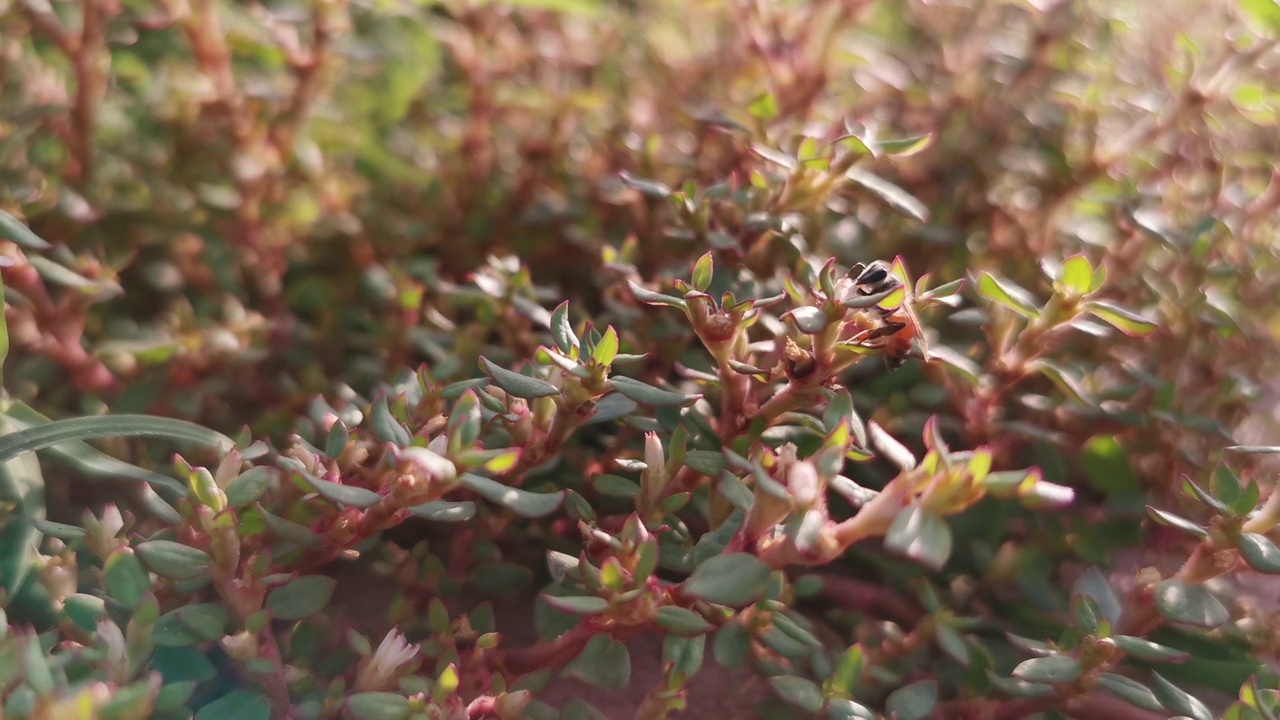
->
<box><xmin>5</xmin><ymin>0</ymin><xmax>1280</xmax><ymax>717</ymax></box>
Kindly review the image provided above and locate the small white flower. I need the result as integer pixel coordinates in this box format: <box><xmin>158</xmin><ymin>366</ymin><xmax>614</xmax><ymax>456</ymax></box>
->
<box><xmin>354</xmin><ymin>630</ymin><xmax>420</xmax><ymax>691</ymax></box>
<box><xmin>643</xmin><ymin>432</ymin><xmax>664</xmax><ymax>472</ymax></box>
<box><xmin>788</xmin><ymin>460</ymin><xmax>821</xmax><ymax>506</ymax></box>
<box><xmin>100</xmin><ymin>504</ymin><xmax>124</xmax><ymax>539</ymax></box>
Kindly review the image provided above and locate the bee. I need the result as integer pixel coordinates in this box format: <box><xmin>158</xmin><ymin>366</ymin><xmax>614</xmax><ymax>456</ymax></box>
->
<box><xmin>846</xmin><ymin>259</ymin><xmax>930</xmax><ymax>372</ymax></box>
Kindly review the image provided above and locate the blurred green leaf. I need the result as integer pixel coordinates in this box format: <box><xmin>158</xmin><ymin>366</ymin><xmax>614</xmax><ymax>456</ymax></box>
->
<box><xmin>461</xmin><ymin>473</ymin><xmax>564</xmax><ymax>518</ymax></box>
<box><xmin>845</xmin><ymin>167</ymin><xmax>929</xmax><ymax>222</ymax></box>
<box><xmin>885</xmin><ymin>679</ymin><xmax>938</xmax><ymax>720</ymax></box>
<box><xmin>1151</xmin><ymin>671</ymin><xmax>1214</xmax><ymax>720</ymax></box>
<box><xmin>1154</xmin><ymin>579</ymin><xmax>1229</xmax><ymax>628</ymax></box>
<box><xmin>0</xmin><ymin>210</ymin><xmax>51</xmax><ymax>249</ymax></box>
<box><xmin>1097</xmin><ymin>673</ymin><xmax>1164</xmax><ymax>712</ymax></box>
<box><xmin>1082</xmin><ymin>300</ymin><xmax>1157</xmax><ymax>337</ymax></box>
<box><xmin>104</xmin><ymin>551</ymin><xmax>149</xmax><ymax>609</ymax></box>
<box><xmin>1080</xmin><ymin>436</ymin><xmax>1138</xmax><ymax>494</ymax></box>
<box><xmin>976</xmin><ymin>271</ymin><xmax>1040</xmax><ymax>319</ymax></box>
<box><xmin>480</xmin><ymin>357</ymin><xmax>560</xmax><ymax>399</ymax></box>
<box><xmin>1146</xmin><ymin>506</ymin><xmax>1207</xmax><ymax>537</ymax></box>
<box><xmin>0</xmin><ymin>414</ymin><xmax>233</xmax><ymax>465</ymax></box>
<box><xmin>663</xmin><ymin>633</ymin><xmax>705</xmax><ymax>677</ymax></box>
<box><xmin>769</xmin><ymin>676</ymin><xmax>823</xmax><ymax>712</ymax></box>
<box><xmin>1012</xmin><ymin>655</ymin><xmax>1083</xmax><ymax>684</ymax></box>
<box><xmin>1239</xmin><ymin>534</ymin><xmax>1280</xmax><ymax>573</ymax></box>
<box><xmin>680</xmin><ymin>553</ymin><xmax>772</xmax><ymax>607</ymax></box>
<box><xmin>712</xmin><ymin>621</ymin><xmax>751</xmax><ymax>668</ymax></box>
<box><xmin>609</xmin><ymin>376</ymin><xmax>701</xmax><ymax>407</ymax></box>
<box><xmin>654</xmin><ymin>606</ymin><xmax>712</xmax><ymax>636</ymax></box>
<box><xmin>408</xmin><ymin>500</ymin><xmax>476</xmax><ymax>522</ymax></box>
<box><xmin>266</xmin><ymin>576</ymin><xmax>337</xmax><ymax>621</ymax></box>
<box><xmin>137</xmin><ymin>541</ymin><xmax>213</xmax><ymax>581</ymax></box>
<box><xmin>1055</xmin><ymin>255</ymin><xmax>1094</xmax><ymax>296</ymax></box>
<box><xmin>1112</xmin><ymin>635</ymin><xmax>1192</xmax><ymax>663</ymax></box>
<box><xmin>563</xmin><ymin>636</ymin><xmax>630</xmax><ymax>690</ymax></box>
<box><xmin>195</xmin><ymin>690</ymin><xmax>271</xmax><ymax>720</ymax></box>
<box><xmin>346</xmin><ymin>693</ymin><xmax>410</xmax><ymax>720</ymax></box>
<box><xmin>885</xmin><ymin>506</ymin><xmax>952</xmax><ymax>571</ymax></box>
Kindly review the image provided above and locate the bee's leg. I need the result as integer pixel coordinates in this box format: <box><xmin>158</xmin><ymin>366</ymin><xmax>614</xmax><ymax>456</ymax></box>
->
<box><xmin>867</xmin><ymin>322</ymin><xmax>905</xmax><ymax>339</ymax></box>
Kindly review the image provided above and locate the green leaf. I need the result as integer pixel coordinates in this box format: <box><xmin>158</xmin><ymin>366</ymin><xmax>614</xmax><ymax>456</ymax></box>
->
<box><xmin>827</xmin><ymin>698</ymin><xmax>877</xmax><ymax>720</ymax></box>
<box><xmin>712</xmin><ymin>621</ymin><xmax>751</xmax><ymax>668</ymax></box>
<box><xmin>1097</xmin><ymin>673</ymin><xmax>1164</xmax><ymax>712</ymax></box>
<box><xmin>408</xmin><ymin>500</ymin><xmax>476</xmax><ymax>522</ymax></box>
<box><xmin>1080</xmin><ymin>435</ymin><xmax>1138</xmax><ymax>494</ymax></box>
<box><xmin>1225</xmin><ymin>445</ymin><xmax>1280</xmax><ymax>455</ymax></box>
<box><xmin>1151</xmin><ymin>672</ymin><xmax>1214</xmax><ymax>720</ymax></box>
<box><xmin>460</xmin><ymin>473</ymin><xmax>564</xmax><ymax>518</ymax></box>
<box><xmin>747</xmin><ymin>93</ymin><xmax>778</xmax><ymax>120</ymax></box>
<box><xmin>266</xmin><ymin>576</ymin><xmax>337</xmax><ymax>621</ymax></box>
<box><xmin>563</xmin><ymin>636</ymin><xmax>630</xmax><ymax>690</ymax></box>
<box><xmin>976</xmin><ymin>271</ymin><xmax>1040</xmax><ymax>319</ymax></box>
<box><xmin>1071</xmin><ymin>566</ymin><xmax>1122</xmax><ymax>628</ymax></box>
<box><xmin>680</xmin><ymin>553</ymin><xmax>772</xmax><ymax>607</ymax></box>
<box><xmin>1030</xmin><ymin>359</ymin><xmax>1093</xmax><ymax>407</ymax></box>
<box><xmin>32</xmin><ymin>518</ymin><xmax>85</xmax><ymax>541</ymax></box>
<box><xmin>769</xmin><ymin>676</ymin><xmax>823</xmax><ymax>713</ymax></box>
<box><xmin>619</xmin><ymin>172</ymin><xmax>672</xmax><ymax>198</ymax></box>
<box><xmin>542</xmin><ymin>594</ymin><xmax>608</xmax><ymax>615</ymax></box>
<box><xmin>195</xmin><ymin>690</ymin><xmax>271</xmax><ymax>720</ymax></box>
<box><xmin>0</xmin><ymin>209</ymin><xmax>51</xmax><ymax>249</ymax></box>
<box><xmin>104</xmin><ymin>551</ymin><xmax>150</xmax><ymax>609</ymax></box>
<box><xmin>1153</xmin><ymin>579</ymin><xmax>1229</xmax><ymax>628</ymax></box>
<box><xmin>683</xmin><ymin>450</ymin><xmax>726</xmax><ymax>476</ymax></box>
<box><xmin>136</xmin><ymin>540</ymin><xmax>213</xmax><ymax>581</ymax></box>
<box><xmin>1055</xmin><ymin>254</ymin><xmax>1095</xmax><ymax>296</ymax></box>
<box><xmin>1181</xmin><ymin>477</ymin><xmax>1230</xmax><ymax>515</ymax></box>
<box><xmin>1146</xmin><ymin>506</ymin><xmax>1207</xmax><ymax>537</ymax></box>
<box><xmin>3</xmin><ymin>401</ymin><xmax>188</xmax><ymax>510</ymax></box>
<box><xmin>592</xmin><ymin>473</ymin><xmax>640</xmax><ymax>498</ymax></box>
<box><xmin>549</xmin><ymin>301</ymin><xmax>579</xmax><ymax>354</ymax></box>
<box><xmin>153</xmin><ymin>604</ymin><xmax>230</xmax><ymax>647</ymax></box>
<box><xmin>370</xmin><ymin>396</ymin><xmax>412</xmax><ymax>446</ymax></box>
<box><xmin>691</xmin><ymin>252</ymin><xmax>714</xmax><ymax>293</ymax></box>
<box><xmin>294</xmin><ymin>469</ymin><xmax>382</xmax><ymax>509</ymax></box>
<box><xmin>1239</xmin><ymin>533</ymin><xmax>1280</xmax><ymax>573</ymax></box>
<box><xmin>1071</xmin><ymin>595</ymin><xmax>1103</xmax><ymax>634</ymax></box>
<box><xmin>63</xmin><ymin>593</ymin><xmax>106</xmax><ymax>631</ymax></box>
<box><xmin>654</xmin><ymin>606</ymin><xmax>712</xmax><ymax>636</ymax></box>
<box><xmin>1012</xmin><ymin>655</ymin><xmax>1083</xmax><ymax>684</ymax></box>
<box><xmin>346</xmin><ymin>693</ymin><xmax>410</xmax><ymax>720</ymax></box>
<box><xmin>260</xmin><ymin>508</ymin><xmax>324</xmax><ymax>548</ymax></box>
<box><xmin>627</xmin><ymin>281</ymin><xmax>688</xmax><ymax>309</ymax></box>
<box><xmin>480</xmin><ymin>357</ymin><xmax>561</xmax><ymax>399</ymax></box>
<box><xmin>1111</xmin><ymin>635</ymin><xmax>1191</xmax><ymax>663</ymax></box>
<box><xmin>884</xmin><ymin>506</ymin><xmax>952</xmax><ymax>571</ymax></box>
<box><xmin>878</xmin><ymin>133</ymin><xmax>933</xmax><ymax>156</ymax></box>
<box><xmin>935</xmin><ymin>623</ymin><xmax>970</xmax><ymax>665</ymax></box>
<box><xmin>609</xmin><ymin>376</ymin><xmax>701</xmax><ymax>407</ymax></box>
<box><xmin>1082</xmin><ymin>300</ymin><xmax>1158</xmax><ymax>337</ymax></box>
<box><xmin>662</xmin><ymin>633</ymin><xmax>704</xmax><ymax>677</ymax></box>
<box><xmin>845</xmin><ymin>167</ymin><xmax>929</xmax><ymax>222</ymax></box>
<box><xmin>225</xmin><ymin>467</ymin><xmax>272</xmax><ymax>508</ymax></box>
<box><xmin>593</xmin><ymin>326</ymin><xmax>619</xmax><ymax>366</ymax></box>
<box><xmin>1238</xmin><ymin>0</ymin><xmax>1280</xmax><ymax>35</ymax></box>
<box><xmin>0</xmin><ymin>414</ymin><xmax>234</xmax><ymax>466</ymax></box>
<box><xmin>885</xmin><ymin>679</ymin><xmax>938</xmax><ymax>720</ymax></box>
